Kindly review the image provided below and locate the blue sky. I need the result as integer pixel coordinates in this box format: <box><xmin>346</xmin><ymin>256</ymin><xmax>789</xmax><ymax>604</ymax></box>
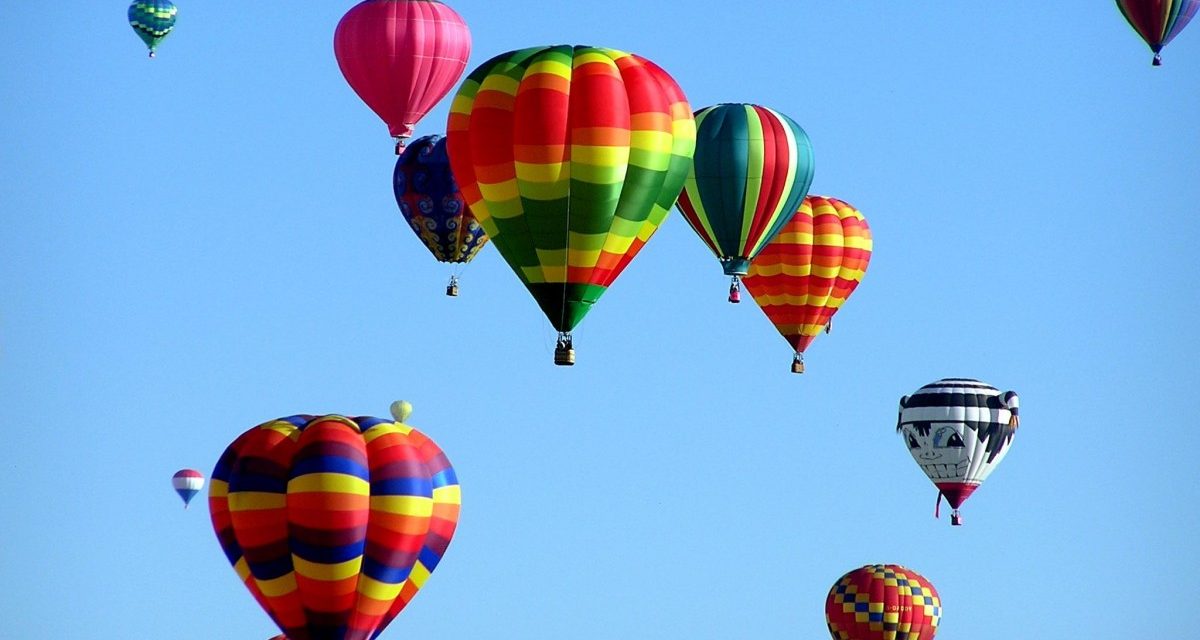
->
<box><xmin>1</xmin><ymin>2</ymin><xmax>1197</xmax><ymax>638</ymax></box>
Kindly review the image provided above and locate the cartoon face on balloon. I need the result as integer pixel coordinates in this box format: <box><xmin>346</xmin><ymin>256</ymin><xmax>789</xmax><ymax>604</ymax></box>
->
<box><xmin>896</xmin><ymin>378</ymin><xmax>1021</xmax><ymax>525</ymax></box>
<box><xmin>900</xmin><ymin>420</ymin><xmax>972</xmax><ymax>481</ymax></box>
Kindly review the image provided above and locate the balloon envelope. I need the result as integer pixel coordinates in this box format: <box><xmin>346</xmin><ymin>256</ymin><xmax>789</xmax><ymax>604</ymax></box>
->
<box><xmin>676</xmin><ymin>103</ymin><xmax>815</xmax><ymax>277</ymax></box>
<box><xmin>742</xmin><ymin>195</ymin><xmax>871</xmax><ymax>370</ymax></box>
<box><xmin>334</xmin><ymin>0</ymin><xmax>471</xmax><ymax>146</ymax></box>
<box><xmin>209</xmin><ymin>406</ymin><xmax>460</xmax><ymax>640</ymax></box>
<box><xmin>128</xmin><ymin>0</ymin><xmax>177</xmax><ymax>57</ymax></box>
<box><xmin>171</xmin><ymin>469</ymin><xmax>204</xmax><ymax>508</ymax></box>
<box><xmin>447</xmin><ymin>45</ymin><xmax>695</xmax><ymax>335</ymax></box>
<box><xmin>393</xmin><ymin>135</ymin><xmax>488</xmax><ymax>264</ymax></box>
<box><xmin>897</xmin><ymin>378</ymin><xmax>1020</xmax><ymax>524</ymax></box>
<box><xmin>1115</xmin><ymin>0</ymin><xmax>1200</xmax><ymax>64</ymax></box>
<box><xmin>826</xmin><ymin>564</ymin><xmax>941</xmax><ymax>640</ymax></box>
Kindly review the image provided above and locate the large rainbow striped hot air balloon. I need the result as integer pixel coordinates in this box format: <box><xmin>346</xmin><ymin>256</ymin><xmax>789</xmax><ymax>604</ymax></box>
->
<box><xmin>1115</xmin><ymin>0</ymin><xmax>1199</xmax><ymax>65</ymax></box>
<box><xmin>825</xmin><ymin>564</ymin><xmax>941</xmax><ymax>640</ymax></box>
<box><xmin>447</xmin><ymin>45</ymin><xmax>696</xmax><ymax>365</ymax></box>
<box><xmin>393</xmin><ymin>134</ymin><xmax>489</xmax><ymax>296</ymax></box>
<box><xmin>334</xmin><ymin>0</ymin><xmax>472</xmax><ymax>153</ymax></box>
<box><xmin>742</xmin><ymin>196</ymin><xmax>872</xmax><ymax>374</ymax></box>
<box><xmin>209</xmin><ymin>402</ymin><xmax>460</xmax><ymax>640</ymax></box>
<box><xmin>675</xmin><ymin>103</ymin><xmax>815</xmax><ymax>303</ymax></box>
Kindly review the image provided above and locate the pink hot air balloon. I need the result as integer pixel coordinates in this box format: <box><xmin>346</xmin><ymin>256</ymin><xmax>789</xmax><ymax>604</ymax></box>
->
<box><xmin>334</xmin><ymin>0</ymin><xmax>472</xmax><ymax>154</ymax></box>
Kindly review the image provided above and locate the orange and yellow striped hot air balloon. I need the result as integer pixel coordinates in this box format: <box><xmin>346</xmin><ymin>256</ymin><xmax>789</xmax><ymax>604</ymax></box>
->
<box><xmin>742</xmin><ymin>195</ymin><xmax>872</xmax><ymax>373</ymax></box>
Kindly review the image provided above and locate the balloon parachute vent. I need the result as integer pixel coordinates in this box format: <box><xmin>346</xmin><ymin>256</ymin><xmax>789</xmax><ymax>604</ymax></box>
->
<box><xmin>950</xmin><ymin>510</ymin><xmax>963</xmax><ymax>526</ymax></box>
<box><xmin>791</xmin><ymin>354</ymin><xmax>805</xmax><ymax>374</ymax></box>
<box><xmin>446</xmin><ymin>276</ymin><xmax>459</xmax><ymax>297</ymax></box>
<box><xmin>728</xmin><ymin>276</ymin><xmax>741</xmax><ymax>303</ymax></box>
<box><xmin>554</xmin><ymin>333</ymin><xmax>575</xmax><ymax>366</ymax></box>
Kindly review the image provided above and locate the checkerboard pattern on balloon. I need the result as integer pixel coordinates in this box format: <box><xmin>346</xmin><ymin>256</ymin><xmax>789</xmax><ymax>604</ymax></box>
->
<box><xmin>826</xmin><ymin>564</ymin><xmax>940</xmax><ymax>640</ymax></box>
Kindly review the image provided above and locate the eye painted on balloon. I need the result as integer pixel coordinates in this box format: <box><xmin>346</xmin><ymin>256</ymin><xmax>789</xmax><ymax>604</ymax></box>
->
<box><xmin>907</xmin><ymin>433</ymin><xmax>921</xmax><ymax>449</ymax></box>
<box><xmin>933</xmin><ymin>426</ymin><xmax>964</xmax><ymax>448</ymax></box>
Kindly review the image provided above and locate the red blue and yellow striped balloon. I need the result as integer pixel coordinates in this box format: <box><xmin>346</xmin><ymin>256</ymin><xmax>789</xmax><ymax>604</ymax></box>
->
<box><xmin>209</xmin><ymin>404</ymin><xmax>460</xmax><ymax>640</ymax></box>
<box><xmin>447</xmin><ymin>45</ymin><xmax>696</xmax><ymax>353</ymax></box>
<box><xmin>742</xmin><ymin>196</ymin><xmax>871</xmax><ymax>373</ymax></box>
<box><xmin>1115</xmin><ymin>0</ymin><xmax>1199</xmax><ymax>65</ymax></box>
<box><xmin>675</xmin><ymin>103</ymin><xmax>814</xmax><ymax>300</ymax></box>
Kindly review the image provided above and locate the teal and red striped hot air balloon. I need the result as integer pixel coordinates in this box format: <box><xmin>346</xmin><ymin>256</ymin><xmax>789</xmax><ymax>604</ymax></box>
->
<box><xmin>675</xmin><ymin>103</ymin><xmax>815</xmax><ymax>303</ymax></box>
<box><xmin>209</xmin><ymin>401</ymin><xmax>460</xmax><ymax>640</ymax></box>
<box><xmin>128</xmin><ymin>1</ymin><xmax>177</xmax><ymax>58</ymax></box>
<box><xmin>1115</xmin><ymin>0</ymin><xmax>1199</xmax><ymax>65</ymax></box>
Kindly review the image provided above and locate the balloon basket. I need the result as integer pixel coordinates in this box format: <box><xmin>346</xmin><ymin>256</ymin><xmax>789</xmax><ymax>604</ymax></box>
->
<box><xmin>791</xmin><ymin>354</ymin><xmax>805</xmax><ymax>374</ymax></box>
<box><xmin>554</xmin><ymin>333</ymin><xmax>575</xmax><ymax>366</ymax></box>
<box><xmin>446</xmin><ymin>276</ymin><xmax>459</xmax><ymax>297</ymax></box>
<box><xmin>824</xmin><ymin>320</ymin><xmax>832</xmax><ymax>334</ymax></box>
<box><xmin>554</xmin><ymin>345</ymin><xmax>575</xmax><ymax>366</ymax></box>
<box><xmin>950</xmin><ymin>510</ymin><xmax>963</xmax><ymax>526</ymax></box>
<box><xmin>148</xmin><ymin>51</ymin><xmax>156</xmax><ymax>59</ymax></box>
<box><xmin>1153</xmin><ymin>53</ymin><xmax>1163</xmax><ymax>66</ymax></box>
<box><xmin>728</xmin><ymin>276</ymin><xmax>741</xmax><ymax>304</ymax></box>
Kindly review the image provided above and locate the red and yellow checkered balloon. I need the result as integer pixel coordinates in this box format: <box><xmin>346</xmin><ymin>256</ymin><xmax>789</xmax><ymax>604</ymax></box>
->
<box><xmin>826</xmin><ymin>564</ymin><xmax>941</xmax><ymax>640</ymax></box>
<box><xmin>742</xmin><ymin>195</ymin><xmax>871</xmax><ymax>372</ymax></box>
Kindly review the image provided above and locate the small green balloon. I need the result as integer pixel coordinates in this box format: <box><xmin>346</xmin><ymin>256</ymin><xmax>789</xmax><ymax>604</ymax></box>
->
<box><xmin>390</xmin><ymin>400</ymin><xmax>413</xmax><ymax>423</ymax></box>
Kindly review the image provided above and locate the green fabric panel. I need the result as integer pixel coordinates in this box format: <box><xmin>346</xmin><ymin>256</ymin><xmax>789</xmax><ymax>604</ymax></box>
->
<box><xmin>693</xmin><ymin>105</ymin><xmax>750</xmax><ymax>259</ymax></box>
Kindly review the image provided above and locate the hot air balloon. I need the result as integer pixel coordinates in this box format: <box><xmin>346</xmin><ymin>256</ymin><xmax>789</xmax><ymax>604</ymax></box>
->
<box><xmin>209</xmin><ymin>402</ymin><xmax>460</xmax><ymax>640</ymax></box>
<box><xmin>826</xmin><ymin>564</ymin><xmax>941</xmax><ymax>640</ymax></box>
<box><xmin>393</xmin><ymin>134</ymin><xmax>489</xmax><ymax>296</ymax></box>
<box><xmin>897</xmin><ymin>378</ymin><xmax>1020</xmax><ymax>526</ymax></box>
<box><xmin>334</xmin><ymin>0</ymin><xmax>472</xmax><ymax>153</ymax></box>
<box><xmin>447</xmin><ymin>45</ymin><xmax>696</xmax><ymax>365</ymax></box>
<box><xmin>1115</xmin><ymin>0</ymin><xmax>1199</xmax><ymax>65</ymax></box>
<box><xmin>128</xmin><ymin>0</ymin><xmax>177</xmax><ymax>58</ymax></box>
<box><xmin>742</xmin><ymin>196</ymin><xmax>872</xmax><ymax>374</ymax></box>
<box><xmin>172</xmin><ymin>469</ymin><xmax>204</xmax><ymax>508</ymax></box>
<box><xmin>675</xmin><ymin>103</ymin><xmax>815</xmax><ymax>303</ymax></box>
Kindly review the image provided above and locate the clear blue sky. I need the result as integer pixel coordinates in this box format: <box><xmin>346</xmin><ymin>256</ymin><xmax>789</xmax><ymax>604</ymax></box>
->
<box><xmin>2</xmin><ymin>2</ymin><xmax>1198</xmax><ymax>638</ymax></box>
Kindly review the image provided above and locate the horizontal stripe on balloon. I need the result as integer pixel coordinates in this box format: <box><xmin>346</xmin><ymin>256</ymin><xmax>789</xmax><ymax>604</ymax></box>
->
<box><xmin>287</xmin><ymin>473</ymin><xmax>371</xmax><ymax>495</ymax></box>
<box><xmin>361</xmin><ymin>558</ymin><xmax>416</xmax><ymax>585</ymax></box>
<box><xmin>293</xmin><ymin>556</ymin><xmax>364</xmax><ymax>581</ymax></box>
<box><xmin>228</xmin><ymin>491</ymin><xmax>287</xmax><ymax>510</ymax></box>
<box><xmin>433</xmin><ymin>484</ymin><xmax>462</xmax><ymax>504</ymax></box>
<box><xmin>370</xmin><ymin>495</ymin><xmax>435</xmax><ymax>517</ymax></box>
<box><xmin>291</xmin><ymin>455</ymin><xmax>370</xmax><ymax>479</ymax></box>
<box><xmin>371</xmin><ymin>477</ymin><xmax>433</xmax><ymax>496</ymax></box>
<box><xmin>255</xmin><ymin>573</ymin><xmax>299</xmax><ymax>598</ymax></box>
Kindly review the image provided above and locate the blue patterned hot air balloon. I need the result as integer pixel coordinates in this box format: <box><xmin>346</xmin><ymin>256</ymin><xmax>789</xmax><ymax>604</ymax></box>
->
<box><xmin>393</xmin><ymin>135</ymin><xmax>489</xmax><ymax>296</ymax></box>
<box><xmin>128</xmin><ymin>1</ymin><xmax>178</xmax><ymax>58</ymax></box>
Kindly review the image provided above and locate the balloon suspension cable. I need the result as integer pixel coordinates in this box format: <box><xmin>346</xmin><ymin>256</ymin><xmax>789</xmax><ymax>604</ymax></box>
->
<box><xmin>554</xmin><ymin>332</ymin><xmax>575</xmax><ymax>367</ymax></box>
<box><xmin>791</xmin><ymin>352</ymin><xmax>805</xmax><ymax>374</ymax></box>
<box><xmin>446</xmin><ymin>274</ymin><xmax>460</xmax><ymax>297</ymax></box>
<box><xmin>950</xmin><ymin>509</ymin><xmax>963</xmax><ymax>526</ymax></box>
<box><xmin>1153</xmin><ymin>52</ymin><xmax>1163</xmax><ymax>66</ymax></box>
<box><xmin>728</xmin><ymin>276</ymin><xmax>741</xmax><ymax>303</ymax></box>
